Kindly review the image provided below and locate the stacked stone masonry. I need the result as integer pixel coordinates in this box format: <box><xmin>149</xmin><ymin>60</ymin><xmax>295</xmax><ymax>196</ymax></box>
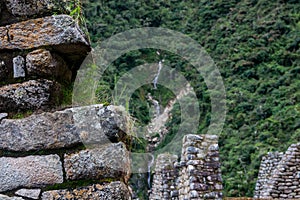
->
<box><xmin>0</xmin><ymin>0</ymin><xmax>90</xmax><ymax>115</ymax></box>
<box><xmin>0</xmin><ymin>1</ymin><xmax>132</xmax><ymax>199</ymax></box>
<box><xmin>0</xmin><ymin>105</ymin><xmax>132</xmax><ymax>199</ymax></box>
<box><xmin>150</xmin><ymin>134</ymin><xmax>223</xmax><ymax>200</ymax></box>
<box><xmin>254</xmin><ymin>152</ymin><xmax>283</xmax><ymax>198</ymax></box>
<box><xmin>149</xmin><ymin>154</ymin><xmax>179</xmax><ymax>200</ymax></box>
<box><xmin>254</xmin><ymin>143</ymin><xmax>300</xmax><ymax>199</ymax></box>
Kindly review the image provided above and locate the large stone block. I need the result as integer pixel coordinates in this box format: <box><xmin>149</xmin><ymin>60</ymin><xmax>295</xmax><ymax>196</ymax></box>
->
<box><xmin>0</xmin><ymin>108</ymin><xmax>80</xmax><ymax>151</ymax></box>
<box><xmin>0</xmin><ymin>195</ymin><xmax>24</xmax><ymax>200</ymax></box>
<box><xmin>0</xmin><ymin>0</ymin><xmax>73</xmax><ymax>26</ymax></box>
<box><xmin>0</xmin><ymin>154</ymin><xmax>63</xmax><ymax>192</ymax></box>
<box><xmin>5</xmin><ymin>0</ymin><xmax>71</xmax><ymax>17</ymax></box>
<box><xmin>0</xmin><ymin>79</ymin><xmax>61</xmax><ymax>113</ymax></box>
<box><xmin>15</xmin><ymin>189</ymin><xmax>41</xmax><ymax>200</ymax></box>
<box><xmin>0</xmin><ymin>15</ymin><xmax>90</xmax><ymax>66</ymax></box>
<box><xmin>41</xmin><ymin>181</ymin><xmax>131</xmax><ymax>200</ymax></box>
<box><xmin>64</xmin><ymin>142</ymin><xmax>131</xmax><ymax>182</ymax></box>
<box><xmin>0</xmin><ymin>105</ymin><xmax>131</xmax><ymax>151</ymax></box>
<box><xmin>26</xmin><ymin>49</ymin><xmax>72</xmax><ymax>82</ymax></box>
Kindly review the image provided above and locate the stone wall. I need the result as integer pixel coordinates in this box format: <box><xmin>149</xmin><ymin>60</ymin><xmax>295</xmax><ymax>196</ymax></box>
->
<box><xmin>0</xmin><ymin>0</ymin><xmax>90</xmax><ymax>115</ymax></box>
<box><xmin>254</xmin><ymin>143</ymin><xmax>300</xmax><ymax>199</ymax></box>
<box><xmin>0</xmin><ymin>1</ymin><xmax>132</xmax><ymax>199</ymax></box>
<box><xmin>149</xmin><ymin>134</ymin><xmax>223</xmax><ymax>200</ymax></box>
<box><xmin>0</xmin><ymin>105</ymin><xmax>132</xmax><ymax>199</ymax></box>
<box><xmin>254</xmin><ymin>152</ymin><xmax>283</xmax><ymax>198</ymax></box>
<box><xmin>149</xmin><ymin>154</ymin><xmax>179</xmax><ymax>200</ymax></box>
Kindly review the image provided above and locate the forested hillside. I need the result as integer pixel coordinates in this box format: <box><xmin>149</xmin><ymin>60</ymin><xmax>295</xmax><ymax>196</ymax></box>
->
<box><xmin>82</xmin><ymin>0</ymin><xmax>300</xmax><ymax>196</ymax></box>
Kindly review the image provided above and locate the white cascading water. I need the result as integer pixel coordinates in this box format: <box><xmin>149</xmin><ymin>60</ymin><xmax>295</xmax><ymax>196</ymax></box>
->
<box><xmin>147</xmin><ymin>153</ymin><xmax>154</xmax><ymax>189</ymax></box>
<box><xmin>153</xmin><ymin>60</ymin><xmax>163</xmax><ymax>90</ymax></box>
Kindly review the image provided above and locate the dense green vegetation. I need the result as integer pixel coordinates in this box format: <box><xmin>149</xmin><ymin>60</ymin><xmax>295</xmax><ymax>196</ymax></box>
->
<box><xmin>82</xmin><ymin>0</ymin><xmax>300</xmax><ymax>197</ymax></box>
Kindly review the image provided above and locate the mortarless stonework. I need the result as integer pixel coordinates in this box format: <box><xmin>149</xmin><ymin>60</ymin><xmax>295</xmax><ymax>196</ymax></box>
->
<box><xmin>0</xmin><ymin>1</ymin><xmax>139</xmax><ymax>199</ymax></box>
<box><xmin>254</xmin><ymin>152</ymin><xmax>283</xmax><ymax>198</ymax></box>
<box><xmin>254</xmin><ymin>143</ymin><xmax>300</xmax><ymax>199</ymax></box>
<box><xmin>0</xmin><ymin>15</ymin><xmax>89</xmax><ymax>53</ymax></box>
<box><xmin>5</xmin><ymin>0</ymin><xmax>71</xmax><ymax>17</ymax></box>
<box><xmin>149</xmin><ymin>134</ymin><xmax>223</xmax><ymax>200</ymax></box>
<box><xmin>64</xmin><ymin>142</ymin><xmax>131</xmax><ymax>183</ymax></box>
<box><xmin>149</xmin><ymin>154</ymin><xmax>179</xmax><ymax>200</ymax></box>
<box><xmin>0</xmin><ymin>154</ymin><xmax>63</xmax><ymax>192</ymax></box>
<box><xmin>26</xmin><ymin>49</ymin><xmax>72</xmax><ymax>82</ymax></box>
<box><xmin>41</xmin><ymin>181</ymin><xmax>131</xmax><ymax>200</ymax></box>
<box><xmin>0</xmin><ymin>104</ymin><xmax>130</xmax><ymax>152</ymax></box>
<box><xmin>178</xmin><ymin>134</ymin><xmax>223</xmax><ymax>200</ymax></box>
<box><xmin>0</xmin><ymin>79</ymin><xmax>61</xmax><ymax>113</ymax></box>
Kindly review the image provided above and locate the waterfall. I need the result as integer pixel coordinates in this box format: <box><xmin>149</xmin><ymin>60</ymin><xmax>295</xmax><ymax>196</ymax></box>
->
<box><xmin>153</xmin><ymin>60</ymin><xmax>163</xmax><ymax>90</ymax></box>
<box><xmin>147</xmin><ymin>93</ymin><xmax>160</xmax><ymax>118</ymax></box>
<box><xmin>147</xmin><ymin>153</ymin><xmax>154</xmax><ymax>189</ymax></box>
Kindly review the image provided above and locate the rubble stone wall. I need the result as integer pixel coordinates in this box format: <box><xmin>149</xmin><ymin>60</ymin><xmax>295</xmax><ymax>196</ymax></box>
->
<box><xmin>149</xmin><ymin>134</ymin><xmax>223</xmax><ymax>200</ymax></box>
<box><xmin>254</xmin><ymin>143</ymin><xmax>300</xmax><ymax>199</ymax></box>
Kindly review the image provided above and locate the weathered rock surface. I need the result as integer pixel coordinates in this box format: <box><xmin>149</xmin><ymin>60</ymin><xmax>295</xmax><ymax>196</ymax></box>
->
<box><xmin>0</xmin><ymin>79</ymin><xmax>61</xmax><ymax>113</ymax></box>
<box><xmin>0</xmin><ymin>154</ymin><xmax>63</xmax><ymax>192</ymax></box>
<box><xmin>41</xmin><ymin>181</ymin><xmax>131</xmax><ymax>200</ymax></box>
<box><xmin>0</xmin><ymin>15</ymin><xmax>90</xmax><ymax>59</ymax></box>
<box><xmin>15</xmin><ymin>189</ymin><xmax>41</xmax><ymax>200</ymax></box>
<box><xmin>26</xmin><ymin>49</ymin><xmax>72</xmax><ymax>82</ymax></box>
<box><xmin>64</xmin><ymin>142</ymin><xmax>131</xmax><ymax>182</ymax></box>
<box><xmin>0</xmin><ymin>194</ymin><xmax>24</xmax><ymax>200</ymax></box>
<box><xmin>0</xmin><ymin>108</ymin><xmax>80</xmax><ymax>151</ymax></box>
<box><xmin>5</xmin><ymin>0</ymin><xmax>70</xmax><ymax>17</ymax></box>
<box><xmin>0</xmin><ymin>0</ymin><xmax>71</xmax><ymax>26</ymax></box>
<box><xmin>0</xmin><ymin>113</ymin><xmax>8</xmax><ymax>121</ymax></box>
<box><xmin>74</xmin><ymin>105</ymin><xmax>130</xmax><ymax>148</ymax></box>
<box><xmin>0</xmin><ymin>105</ymin><xmax>131</xmax><ymax>151</ymax></box>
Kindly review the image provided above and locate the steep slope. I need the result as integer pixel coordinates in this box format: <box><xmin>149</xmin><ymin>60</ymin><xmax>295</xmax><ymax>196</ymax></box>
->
<box><xmin>82</xmin><ymin>0</ymin><xmax>300</xmax><ymax>196</ymax></box>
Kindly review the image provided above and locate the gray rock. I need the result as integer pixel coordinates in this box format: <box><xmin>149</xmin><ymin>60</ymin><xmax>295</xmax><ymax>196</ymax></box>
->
<box><xmin>0</xmin><ymin>79</ymin><xmax>61</xmax><ymax>113</ymax></box>
<box><xmin>0</xmin><ymin>108</ymin><xmax>80</xmax><ymax>151</ymax></box>
<box><xmin>5</xmin><ymin>0</ymin><xmax>71</xmax><ymax>16</ymax></box>
<box><xmin>26</xmin><ymin>49</ymin><xmax>72</xmax><ymax>82</ymax></box>
<box><xmin>74</xmin><ymin>105</ymin><xmax>131</xmax><ymax>148</ymax></box>
<box><xmin>41</xmin><ymin>181</ymin><xmax>131</xmax><ymax>200</ymax></box>
<box><xmin>13</xmin><ymin>55</ymin><xmax>25</xmax><ymax>78</ymax></box>
<box><xmin>0</xmin><ymin>154</ymin><xmax>63</xmax><ymax>192</ymax></box>
<box><xmin>0</xmin><ymin>113</ymin><xmax>8</xmax><ymax>121</ymax></box>
<box><xmin>64</xmin><ymin>142</ymin><xmax>130</xmax><ymax>182</ymax></box>
<box><xmin>15</xmin><ymin>189</ymin><xmax>41</xmax><ymax>200</ymax></box>
<box><xmin>0</xmin><ymin>15</ymin><xmax>90</xmax><ymax>64</ymax></box>
<box><xmin>0</xmin><ymin>105</ymin><xmax>131</xmax><ymax>151</ymax></box>
<box><xmin>0</xmin><ymin>195</ymin><xmax>24</xmax><ymax>200</ymax></box>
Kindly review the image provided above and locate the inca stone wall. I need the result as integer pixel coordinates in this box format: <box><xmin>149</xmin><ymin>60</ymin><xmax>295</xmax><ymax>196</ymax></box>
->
<box><xmin>149</xmin><ymin>154</ymin><xmax>179</xmax><ymax>200</ymax></box>
<box><xmin>0</xmin><ymin>105</ymin><xmax>132</xmax><ymax>199</ymax></box>
<box><xmin>254</xmin><ymin>143</ymin><xmax>300</xmax><ymax>199</ymax></box>
<box><xmin>0</xmin><ymin>1</ymin><xmax>132</xmax><ymax>199</ymax></box>
<box><xmin>0</xmin><ymin>0</ymin><xmax>90</xmax><ymax>115</ymax></box>
<box><xmin>149</xmin><ymin>134</ymin><xmax>223</xmax><ymax>200</ymax></box>
<box><xmin>254</xmin><ymin>152</ymin><xmax>283</xmax><ymax>198</ymax></box>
